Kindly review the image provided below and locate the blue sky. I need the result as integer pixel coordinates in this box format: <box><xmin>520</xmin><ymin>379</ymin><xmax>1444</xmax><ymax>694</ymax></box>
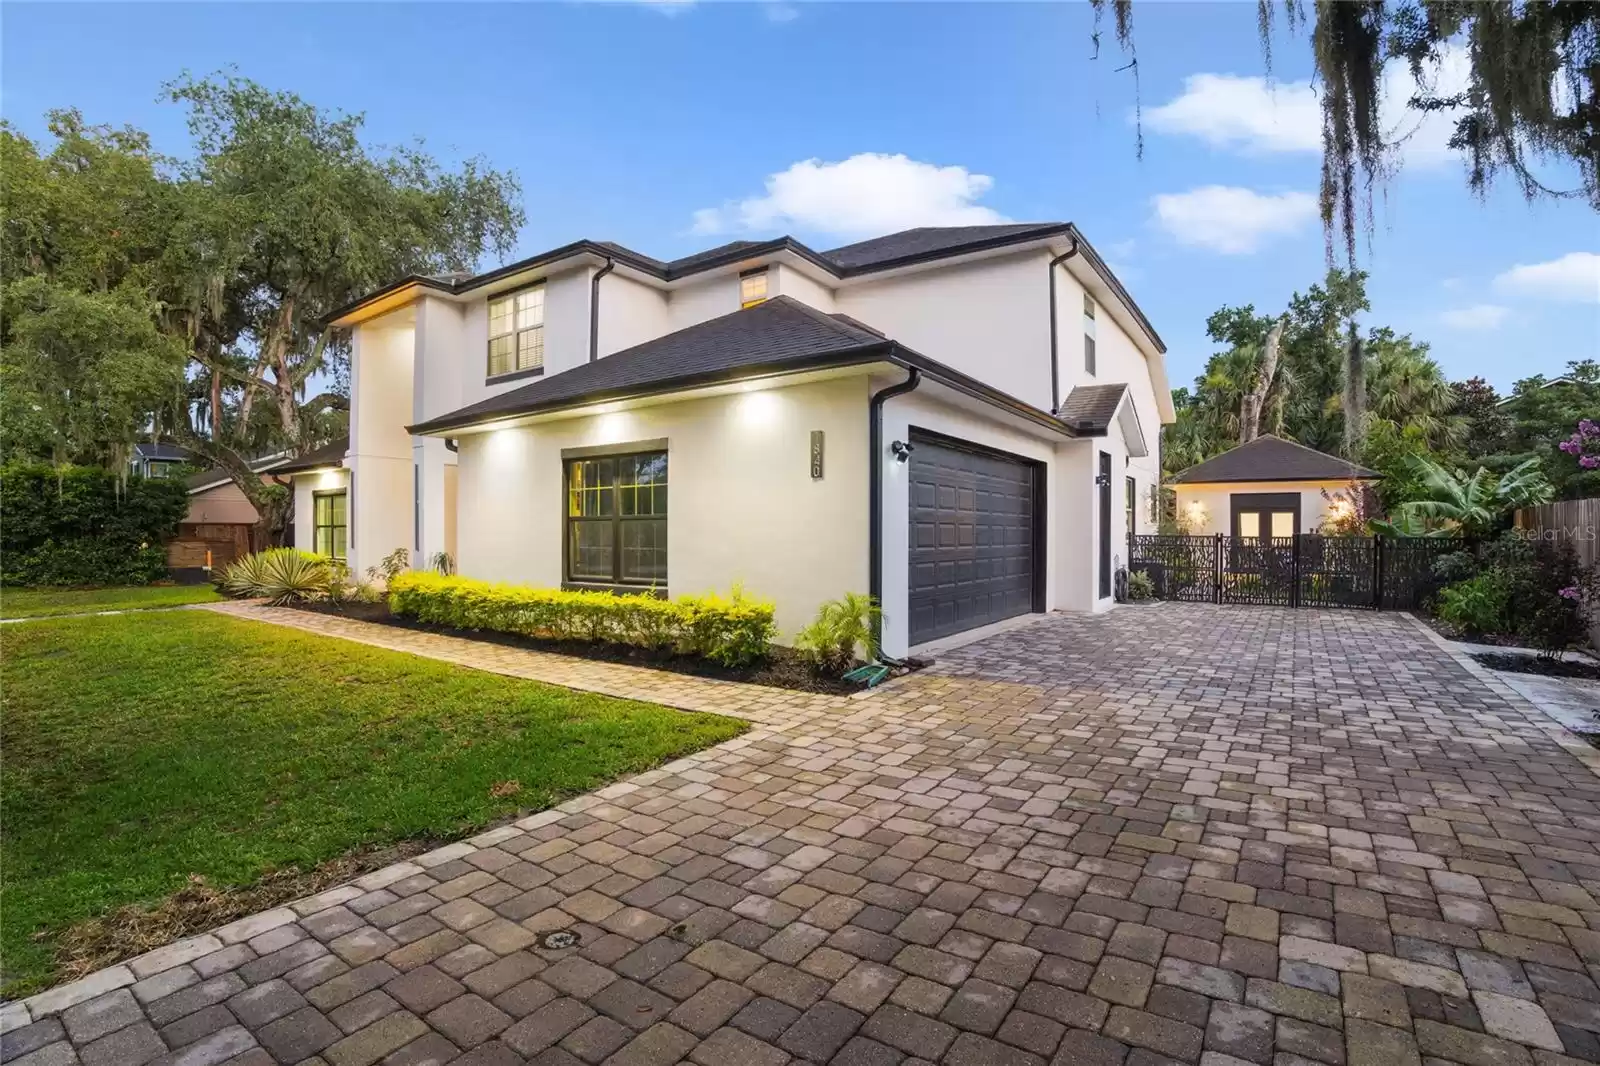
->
<box><xmin>5</xmin><ymin>1</ymin><xmax>1596</xmax><ymax>393</ymax></box>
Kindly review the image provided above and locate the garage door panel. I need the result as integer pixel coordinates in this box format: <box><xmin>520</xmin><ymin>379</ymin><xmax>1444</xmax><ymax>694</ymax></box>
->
<box><xmin>907</xmin><ymin>434</ymin><xmax>1038</xmax><ymax>645</ymax></box>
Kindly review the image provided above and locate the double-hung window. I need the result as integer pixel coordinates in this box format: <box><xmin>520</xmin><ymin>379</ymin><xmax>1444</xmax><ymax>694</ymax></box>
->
<box><xmin>488</xmin><ymin>285</ymin><xmax>545</xmax><ymax>377</ymax></box>
<box><xmin>1125</xmin><ymin>476</ymin><xmax>1137</xmax><ymax>537</ymax></box>
<box><xmin>1083</xmin><ymin>294</ymin><xmax>1098</xmax><ymax>376</ymax></box>
<box><xmin>313</xmin><ymin>490</ymin><xmax>348</xmax><ymax>560</ymax></box>
<box><xmin>565</xmin><ymin>451</ymin><xmax>668</xmax><ymax>587</ymax></box>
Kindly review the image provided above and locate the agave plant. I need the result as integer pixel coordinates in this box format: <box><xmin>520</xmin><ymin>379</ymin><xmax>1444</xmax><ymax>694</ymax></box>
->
<box><xmin>222</xmin><ymin>549</ymin><xmax>331</xmax><ymax>605</ymax></box>
<box><xmin>220</xmin><ymin>552</ymin><xmax>273</xmax><ymax>599</ymax></box>
<box><xmin>1373</xmin><ymin>456</ymin><xmax>1554</xmax><ymax>538</ymax></box>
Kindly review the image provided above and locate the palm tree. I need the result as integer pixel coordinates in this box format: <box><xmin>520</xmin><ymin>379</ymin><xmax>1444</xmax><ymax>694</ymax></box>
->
<box><xmin>1373</xmin><ymin>457</ymin><xmax>1554</xmax><ymax>538</ymax></box>
<box><xmin>1366</xmin><ymin>333</ymin><xmax>1464</xmax><ymax>453</ymax></box>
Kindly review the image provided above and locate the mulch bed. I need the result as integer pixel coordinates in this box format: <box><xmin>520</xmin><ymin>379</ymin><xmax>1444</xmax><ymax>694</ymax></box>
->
<box><xmin>287</xmin><ymin>600</ymin><xmax>903</xmax><ymax>695</ymax></box>
<box><xmin>1470</xmin><ymin>651</ymin><xmax>1600</xmax><ymax>682</ymax></box>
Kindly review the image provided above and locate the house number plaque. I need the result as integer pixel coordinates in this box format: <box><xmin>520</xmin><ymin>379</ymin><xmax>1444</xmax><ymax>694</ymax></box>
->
<box><xmin>810</xmin><ymin>431</ymin><xmax>825</xmax><ymax>480</ymax></box>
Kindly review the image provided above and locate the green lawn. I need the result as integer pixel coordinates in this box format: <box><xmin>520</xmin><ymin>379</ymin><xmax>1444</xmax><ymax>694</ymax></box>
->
<box><xmin>1</xmin><ymin>611</ymin><xmax>744</xmax><ymax>995</ymax></box>
<box><xmin>0</xmin><ymin>584</ymin><xmax>222</xmax><ymax>619</ymax></box>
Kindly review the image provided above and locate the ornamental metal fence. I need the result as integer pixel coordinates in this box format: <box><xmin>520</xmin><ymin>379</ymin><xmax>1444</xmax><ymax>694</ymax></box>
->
<box><xmin>1128</xmin><ymin>534</ymin><xmax>1465</xmax><ymax>611</ymax></box>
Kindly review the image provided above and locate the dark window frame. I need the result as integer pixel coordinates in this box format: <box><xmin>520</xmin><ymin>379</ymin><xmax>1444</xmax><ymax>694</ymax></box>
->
<box><xmin>487</xmin><ymin>282</ymin><xmax>546</xmax><ymax>379</ymax></box>
<box><xmin>313</xmin><ymin>489</ymin><xmax>348</xmax><ymax>561</ymax></box>
<box><xmin>562</xmin><ymin>450</ymin><xmax>668</xmax><ymax>591</ymax></box>
<box><xmin>1125</xmin><ymin>475</ymin><xmax>1137</xmax><ymax>537</ymax></box>
<box><xmin>1085</xmin><ymin>333</ymin><xmax>1097</xmax><ymax>376</ymax></box>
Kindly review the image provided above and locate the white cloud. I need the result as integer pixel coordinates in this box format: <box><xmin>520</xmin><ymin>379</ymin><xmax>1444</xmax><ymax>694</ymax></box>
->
<box><xmin>1495</xmin><ymin>252</ymin><xmax>1600</xmax><ymax>303</ymax></box>
<box><xmin>1145</xmin><ymin>48</ymin><xmax>1469</xmax><ymax>168</ymax></box>
<box><xmin>1439</xmin><ymin>304</ymin><xmax>1510</xmax><ymax>329</ymax></box>
<box><xmin>1146</xmin><ymin>74</ymin><xmax>1321</xmax><ymax>154</ymax></box>
<box><xmin>1150</xmin><ymin>186</ymin><xmax>1317</xmax><ymax>254</ymax></box>
<box><xmin>764</xmin><ymin>1</ymin><xmax>799</xmax><ymax>21</ymax></box>
<box><xmin>691</xmin><ymin>153</ymin><xmax>1009</xmax><ymax>239</ymax></box>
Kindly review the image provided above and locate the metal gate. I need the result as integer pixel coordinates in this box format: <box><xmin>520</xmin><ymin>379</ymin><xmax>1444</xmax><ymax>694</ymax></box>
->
<box><xmin>1130</xmin><ymin>534</ymin><xmax>1459</xmax><ymax>610</ymax></box>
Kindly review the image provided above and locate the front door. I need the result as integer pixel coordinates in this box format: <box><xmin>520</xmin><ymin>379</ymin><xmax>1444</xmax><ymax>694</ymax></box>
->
<box><xmin>1098</xmin><ymin>452</ymin><xmax>1112</xmax><ymax>599</ymax></box>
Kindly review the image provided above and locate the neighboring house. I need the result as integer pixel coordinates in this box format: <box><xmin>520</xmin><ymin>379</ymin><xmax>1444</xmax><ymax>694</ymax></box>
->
<box><xmin>131</xmin><ymin>441</ymin><xmax>193</xmax><ymax>480</ymax></box>
<box><xmin>1171</xmin><ymin>435</ymin><xmax>1380</xmax><ymax>537</ymax></box>
<box><xmin>310</xmin><ymin>223</ymin><xmax>1174</xmax><ymax>656</ymax></box>
<box><xmin>168</xmin><ymin>452</ymin><xmax>297</xmax><ymax>578</ymax></box>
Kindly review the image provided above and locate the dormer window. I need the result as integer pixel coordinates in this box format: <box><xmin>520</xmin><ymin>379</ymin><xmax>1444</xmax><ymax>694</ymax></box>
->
<box><xmin>488</xmin><ymin>284</ymin><xmax>545</xmax><ymax>378</ymax></box>
<box><xmin>739</xmin><ymin>269</ymin><xmax>768</xmax><ymax>309</ymax></box>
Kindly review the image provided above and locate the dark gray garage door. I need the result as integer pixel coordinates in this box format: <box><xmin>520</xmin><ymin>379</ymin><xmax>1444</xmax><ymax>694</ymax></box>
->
<box><xmin>907</xmin><ymin>432</ymin><xmax>1039</xmax><ymax>645</ymax></box>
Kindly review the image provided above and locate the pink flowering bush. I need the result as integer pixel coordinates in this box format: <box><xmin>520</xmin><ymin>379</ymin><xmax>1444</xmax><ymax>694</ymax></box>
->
<box><xmin>1558</xmin><ymin>418</ymin><xmax>1600</xmax><ymax>470</ymax></box>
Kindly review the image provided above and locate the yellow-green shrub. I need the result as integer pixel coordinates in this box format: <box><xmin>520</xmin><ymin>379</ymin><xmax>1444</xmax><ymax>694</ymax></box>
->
<box><xmin>388</xmin><ymin>572</ymin><xmax>776</xmax><ymax>667</ymax></box>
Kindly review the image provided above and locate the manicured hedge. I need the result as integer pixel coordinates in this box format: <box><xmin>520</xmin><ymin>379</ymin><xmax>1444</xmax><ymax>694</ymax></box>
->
<box><xmin>0</xmin><ymin>462</ymin><xmax>189</xmax><ymax>587</ymax></box>
<box><xmin>388</xmin><ymin>572</ymin><xmax>777</xmax><ymax>667</ymax></box>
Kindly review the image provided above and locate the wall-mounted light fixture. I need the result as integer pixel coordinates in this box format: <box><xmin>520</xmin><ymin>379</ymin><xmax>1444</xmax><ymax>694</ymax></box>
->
<box><xmin>1093</xmin><ymin>472</ymin><xmax>1112</xmax><ymax>487</ymax></box>
<box><xmin>890</xmin><ymin>440</ymin><xmax>915</xmax><ymax>463</ymax></box>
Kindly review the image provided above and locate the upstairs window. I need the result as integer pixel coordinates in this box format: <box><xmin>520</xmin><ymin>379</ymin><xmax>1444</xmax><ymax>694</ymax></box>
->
<box><xmin>739</xmin><ymin>269</ymin><xmax>768</xmax><ymax>309</ymax></box>
<box><xmin>1083</xmin><ymin>293</ymin><xmax>1096</xmax><ymax>319</ymax></box>
<box><xmin>488</xmin><ymin>285</ymin><xmax>545</xmax><ymax>377</ymax></box>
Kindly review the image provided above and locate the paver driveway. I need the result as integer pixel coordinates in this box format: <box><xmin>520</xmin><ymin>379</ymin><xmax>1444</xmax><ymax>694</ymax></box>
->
<box><xmin>9</xmin><ymin>604</ymin><xmax>1600</xmax><ymax>1066</ymax></box>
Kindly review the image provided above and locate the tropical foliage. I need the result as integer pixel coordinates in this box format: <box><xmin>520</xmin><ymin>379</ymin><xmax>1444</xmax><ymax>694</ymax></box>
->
<box><xmin>1431</xmin><ymin>534</ymin><xmax>1600</xmax><ymax>657</ymax></box>
<box><xmin>1372</xmin><ymin>456</ymin><xmax>1554</xmax><ymax>538</ymax></box>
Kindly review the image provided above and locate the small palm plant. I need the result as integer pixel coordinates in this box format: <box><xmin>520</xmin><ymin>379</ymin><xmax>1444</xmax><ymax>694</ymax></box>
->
<box><xmin>796</xmin><ymin>592</ymin><xmax>883</xmax><ymax>675</ymax></box>
<box><xmin>1373</xmin><ymin>456</ymin><xmax>1553</xmax><ymax>538</ymax></box>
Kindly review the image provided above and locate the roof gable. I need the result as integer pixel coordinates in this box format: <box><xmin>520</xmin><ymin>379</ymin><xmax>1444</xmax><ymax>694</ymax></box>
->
<box><xmin>1171</xmin><ymin>435</ymin><xmax>1380</xmax><ymax>484</ymax></box>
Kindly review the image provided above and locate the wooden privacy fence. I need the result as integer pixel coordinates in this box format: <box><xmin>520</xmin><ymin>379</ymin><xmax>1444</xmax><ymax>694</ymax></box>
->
<box><xmin>1515</xmin><ymin>498</ymin><xmax>1600</xmax><ymax>649</ymax></box>
<box><xmin>1128</xmin><ymin>534</ymin><xmax>1464</xmax><ymax>610</ymax></box>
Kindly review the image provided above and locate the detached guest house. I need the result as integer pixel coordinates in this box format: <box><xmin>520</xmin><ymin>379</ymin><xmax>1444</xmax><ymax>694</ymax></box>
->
<box><xmin>280</xmin><ymin>224</ymin><xmax>1175</xmax><ymax>657</ymax></box>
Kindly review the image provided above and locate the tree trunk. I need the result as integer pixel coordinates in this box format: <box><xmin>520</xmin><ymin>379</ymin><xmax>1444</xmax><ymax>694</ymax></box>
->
<box><xmin>1343</xmin><ymin>322</ymin><xmax>1366</xmax><ymax>459</ymax></box>
<box><xmin>1241</xmin><ymin>317</ymin><xmax>1286</xmax><ymax>444</ymax></box>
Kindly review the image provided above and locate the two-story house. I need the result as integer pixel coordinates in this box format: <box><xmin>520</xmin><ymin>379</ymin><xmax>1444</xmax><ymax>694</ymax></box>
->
<box><xmin>289</xmin><ymin>223</ymin><xmax>1174</xmax><ymax>657</ymax></box>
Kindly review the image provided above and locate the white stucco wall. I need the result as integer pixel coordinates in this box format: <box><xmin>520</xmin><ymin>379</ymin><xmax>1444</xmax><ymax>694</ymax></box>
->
<box><xmin>837</xmin><ymin>251</ymin><xmax>1052</xmax><ymax>412</ymax></box>
<box><xmin>773</xmin><ymin>265</ymin><xmax>837</xmax><ymax>312</ymax></box>
<box><xmin>666</xmin><ymin>274</ymin><xmax>742</xmax><ymax>332</ymax></box>
<box><xmin>350</xmin><ymin>320</ymin><xmax>415</xmax><ymax>573</ymax></box>
<box><xmin>1174</xmin><ymin>480</ymin><xmax>1351</xmax><ymax>536</ymax></box>
<box><xmin>454</xmin><ymin>376</ymin><xmax>871</xmax><ymax>642</ymax></box>
<box><xmin>597</xmin><ymin>272</ymin><xmax>672</xmax><ymax>358</ymax></box>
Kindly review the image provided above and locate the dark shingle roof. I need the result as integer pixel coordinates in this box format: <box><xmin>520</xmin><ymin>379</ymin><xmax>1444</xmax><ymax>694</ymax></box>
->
<box><xmin>1058</xmin><ymin>384</ymin><xmax>1128</xmax><ymax>432</ymax></box>
<box><xmin>410</xmin><ymin>297</ymin><xmax>892</xmax><ymax>435</ymax></box>
<box><xmin>1171</xmin><ymin>435</ymin><xmax>1381</xmax><ymax>484</ymax></box>
<box><xmin>134</xmin><ymin>442</ymin><xmax>192</xmax><ymax>461</ymax></box>
<box><xmin>274</xmin><ymin>438</ymin><xmax>351</xmax><ymax>476</ymax></box>
<box><xmin>667</xmin><ymin>240</ymin><xmax>769</xmax><ymax>273</ymax></box>
<box><xmin>821</xmin><ymin>224</ymin><xmax>1066</xmax><ymax>271</ymax></box>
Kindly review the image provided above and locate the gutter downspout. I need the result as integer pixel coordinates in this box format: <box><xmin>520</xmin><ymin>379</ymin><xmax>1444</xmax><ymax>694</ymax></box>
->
<box><xmin>868</xmin><ymin>366</ymin><xmax>921</xmax><ymax>657</ymax></box>
<box><xmin>1047</xmin><ymin>238</ymin><xmax>1081</xmax><ymax>415</ymax></box>
<box><xmin>588</xmin><ymin>258</ymin><xmax>616</xmax><ymax>363</ymax></box>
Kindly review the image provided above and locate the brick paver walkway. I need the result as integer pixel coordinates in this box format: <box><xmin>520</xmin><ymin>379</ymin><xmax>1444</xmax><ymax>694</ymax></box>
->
<box><xmin>9</xmin><ymin>604</ymin><xmax>1600</xmax><ymax>1066</ymax></box>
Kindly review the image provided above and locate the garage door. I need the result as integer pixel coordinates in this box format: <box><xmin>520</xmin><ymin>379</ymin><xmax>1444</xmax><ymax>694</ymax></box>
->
<box><xmin>907</xmin><ymin>432</ymin><xmax>1039</xmax><ymax>645</ymax></box>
